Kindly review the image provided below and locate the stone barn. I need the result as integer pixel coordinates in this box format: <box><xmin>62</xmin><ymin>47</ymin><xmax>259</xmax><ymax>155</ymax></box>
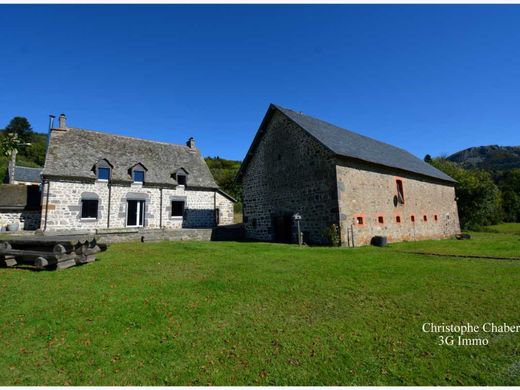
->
<box><xmin>237</xmin><ymin>104</ymin><xmax>460</xmax><ymax>246</ymax></box>
<box><xmin>41</xmin><ymin>114</ymin><xmax>235</xmax><ymax>232</ymax></box>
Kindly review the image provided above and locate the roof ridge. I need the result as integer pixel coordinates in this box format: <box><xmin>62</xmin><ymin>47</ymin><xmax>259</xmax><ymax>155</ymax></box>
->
<box><xmin>275</xmin><ymin>104</ymin><xmax>416</xmax><ymax>157</ymax></box>
<box><xmin>62</xmin><ymin>127</ymin><xmax>192</xmax><ymax>149</ymax></box>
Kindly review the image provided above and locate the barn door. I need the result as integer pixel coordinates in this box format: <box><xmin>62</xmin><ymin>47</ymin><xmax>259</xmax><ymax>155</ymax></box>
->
<box><xmin>273</xmin><ymin>215</ymin><xmax>293</xmax><ymax>243</ymax></box>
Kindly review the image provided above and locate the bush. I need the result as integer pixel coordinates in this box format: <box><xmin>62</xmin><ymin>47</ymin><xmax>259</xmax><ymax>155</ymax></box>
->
<box><xmin>322</xmin><ymin>224</ymin><xmax>341</xmax><ymax>247</ymax></box>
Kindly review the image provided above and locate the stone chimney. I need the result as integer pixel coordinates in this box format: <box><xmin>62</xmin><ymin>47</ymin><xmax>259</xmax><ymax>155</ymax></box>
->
<box><xmin>186</xmin><ymin>137</ymin><xmax>196</xmax><ymax>149</ymax></box>
<box><xmin>58</xmin><ymin>113</ymin><xmax>67</xmax><ymax>129</ymax></box>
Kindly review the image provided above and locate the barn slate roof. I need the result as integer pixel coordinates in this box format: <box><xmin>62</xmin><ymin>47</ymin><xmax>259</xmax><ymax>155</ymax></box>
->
<box><xmin>14</xmin><ymin>166</ymin><xmax>42</xmax><ymax>183</ymax></box>
<box><xmin>237</xmin><ymin>104</ymin><xmax>456</xmax><ymax>183</ymax></box>
<box><xmin>42</xmin><ymin>127</ymin><xmax>218</xmax><ymax>188</ymax></box>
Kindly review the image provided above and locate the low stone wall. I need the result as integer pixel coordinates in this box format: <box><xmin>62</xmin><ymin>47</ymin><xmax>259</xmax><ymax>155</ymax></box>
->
<box><xmin>93</xmin><ymin>228</ymin><xmax>213</xmax><ymax>243</ymax></box>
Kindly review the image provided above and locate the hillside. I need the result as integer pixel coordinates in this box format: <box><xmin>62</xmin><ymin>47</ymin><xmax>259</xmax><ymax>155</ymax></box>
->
<box><xmin>204</xmin><ymin>156</ymin><xmax>242</xmax><ymax>204</ymax></box>
<box><xmin>0</xmin><ymin>131</ymin><xmax>47</xmax><ymax>183</ymax></box>
<box><xmin>448</xmin><ymin>145</ymin><xmax>520</xmax><ymax>171</ymax></box>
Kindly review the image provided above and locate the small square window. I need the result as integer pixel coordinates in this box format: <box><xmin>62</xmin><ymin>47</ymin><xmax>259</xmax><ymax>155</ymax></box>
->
<box><xmin>171</xmin><ymin>201</ymin><xmax>185</xmax><ymax>217</ymax></box>
<box><xmin>97</xmin><ymin>167</ymin><xmax>110</xmax><ymax>181</ymax></box>
<box><xmin>133</xmin><ymin>170</ymin><xmax>145</xmax><ymax>183</ymax></box>
<box><xmin>378</xmin><ymin>216</ymin><xmax>384</xmax><ymax>224</ymax></box>
<box><xmin>396</xmin><ymin>216</ymin><xmax>401</xmax><ymax>223</ymax></box>
<box><xmin>434</xmin><ymin>215</ymin><xmax>438</xmax><ymax>221</ymax></box>
<box><xmin>356</xmin><ymin>216</ymin><xmax>364</xmax><ymax>225</ymax></box>
<box><xmin>411</xmin><ymin>215</ymin><xmax>415</xmax><ymax>222</ymax></box>
<box><xmin>81</xmin><ymin>199</ymin><xmax>98</xmax><ymax>219</ymax></box>
<box><xmin>423</xmin><ymin>215</ymin><xmax>428</xmax><ymax>222</ymax></box>
<box><xmin>177</xmin><ymin>175</ymin><xmax>186</xmax><ymax>186</ymax></box>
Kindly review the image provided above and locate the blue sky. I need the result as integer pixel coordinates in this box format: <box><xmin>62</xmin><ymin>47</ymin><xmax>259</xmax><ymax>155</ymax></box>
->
<box><xmin>1</xmin><ymin>5</ymin><xmax>519</xmax><ymax>161</ymax></box>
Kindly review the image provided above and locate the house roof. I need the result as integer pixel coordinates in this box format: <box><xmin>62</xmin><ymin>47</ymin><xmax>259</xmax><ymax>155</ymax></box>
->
<box><xmin>14</xmin><ymin>166</ymin><xmax>42</xmax><ymax>183</ymax></box>
<box><xmin>42</xmin><ymin>127</ymin><xmax>218</xmax><ymax>188</ymax></box>
<box><xmin>237</xmin><ymin>104</ymin><xmax>456</xmax><ymax>183</ymax></box>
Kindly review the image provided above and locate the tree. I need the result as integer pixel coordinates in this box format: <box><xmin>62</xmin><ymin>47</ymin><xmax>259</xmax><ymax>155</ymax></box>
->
<box><xmin>424</xmin><ymin>154</ymin><xmax>432</xmax><ymax>163</ymax></box>
<box><xmin>4</xmin><ymin>116</ymin><xmax>34</xmax><ymax>142</ymax></box>
<box><xmin>429</xmin><ymin>158</ymin><xmax>503</xmax><ymax>229</ymax></box>
<box><xmin>498</xmin><ymin>168</ymin><xmax>520</xmax><ymax>222</ymax></box>
<box><xmin>0</xmin><ymin>133</ymin><xmax>21</xmax><ymax>157</ymax></box>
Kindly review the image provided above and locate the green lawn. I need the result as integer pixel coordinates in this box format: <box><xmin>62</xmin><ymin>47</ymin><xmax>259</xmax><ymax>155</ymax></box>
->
<box><xmin>1</xmin><ymin>232</ymin><xmax>520</xmax><ymax>385</ymax></box>
<box><xmin>477</xmin><ymin>223</ymin><xmax>520</xmax><ymax>235</ymax></box>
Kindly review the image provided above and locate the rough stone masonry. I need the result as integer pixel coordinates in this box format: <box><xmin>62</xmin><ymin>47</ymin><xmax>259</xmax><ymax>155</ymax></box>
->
<box><xmin>41</xmin><ymin>114</ymin><xmax>234</xmax><ymax>232</ymax></box>
<box><xmin>237</xmin><ymin>104</ymin><xmax>460</xmax><ymax>246</ymax></box>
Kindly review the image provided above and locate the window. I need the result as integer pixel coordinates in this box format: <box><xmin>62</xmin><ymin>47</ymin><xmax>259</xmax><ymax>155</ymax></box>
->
<box><xmin>396</xmin><ymin>216</ymin><xmax>401</xmax><ymax>223</ymax></box>
<box><xmin>434</xmin><ymin>215</ymin><xmax>438</xmax><ymax>222</ymax></box>
<box><xmin>171</xmin><ymin>201</ymin><xmax>185</xmax><ymax>217</ymax></box>
<box><xmin>133</xmin><ymin>170</ymin><xmax>145</xmax><ymax>183</ymax></box>
<box><xmin>81</xmin><ymin>199</ymin><xmax>98</xmax><ymax>219</ymax></box>
<box><xmin>378</xmin><ymin>216</ymin><xmax>384</xmax><ymax>224</ymax></box>
<box><xmin>411</xmin><ymin>215</ymin><xmax>415</xmax><ymax>222</ymax></box>
<box><xmin>177</xmin><ymin>174</ymin><xmax>186</xmax><ymax>186</ymax></box>
<box><xmin>396</xmin><ymin>179</ymin><xmax>405</xmax><ymax>204</ymax></box>
<box><xmin>97</xmin><ymin>167</ymin><xmax>110</xmax><ymax>181</ymax></box>
<box><xmin>423</xmin><ymin>215</ymin><xmax>428</xmax><ymax>222</ymax></box>
<box><xmin>356</xmin><ymin>216</ymin><xmax>364</xmax><ymax>225</ymax></box>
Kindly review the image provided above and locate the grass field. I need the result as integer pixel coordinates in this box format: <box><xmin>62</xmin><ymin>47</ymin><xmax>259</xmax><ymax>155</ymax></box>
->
<box><xmin>476</xmin><ymin>223</ymin><xmax>520</xmax><ymax>235</ymax></box>
<box><xmin>1</xmin><ymin>231</ymin><xmax>520</xmax><ymax>385</ymax></box>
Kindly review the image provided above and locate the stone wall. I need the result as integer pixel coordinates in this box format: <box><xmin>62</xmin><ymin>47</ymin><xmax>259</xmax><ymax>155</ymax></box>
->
<box><xmin>41</xmin><ymin>180</ymin><xmax>234</xmax><ymax>232</ymax></box>
<box><xmin>0</xmin><ymin>209</ymin><xmax>41</xmax><ymax>231</ymax></box>
<box><xmin>242</xmin><ymin>111</ymin><xmax>339</xmax><ymax>244</ymax></box>
<box><xmin>94</xmin><ymin>228</ymin><xmax>214</xmax><ymax>243</ymax></box>
<box><xmin>336</xmin><ymin>159</ymin><xmax>461</xmax><ymax>246</ymax></box>
<box><xmin>216</xmin><ymin>192</ymin><xmax>235</xmax><ymax>225</ymax></box>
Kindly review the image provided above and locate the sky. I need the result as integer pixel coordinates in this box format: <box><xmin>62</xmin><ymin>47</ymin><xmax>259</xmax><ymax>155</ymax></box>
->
<box><xmin>1</xmin><ymin>5</ymin><xmax>519</xmax><ymax>161</ymax></box>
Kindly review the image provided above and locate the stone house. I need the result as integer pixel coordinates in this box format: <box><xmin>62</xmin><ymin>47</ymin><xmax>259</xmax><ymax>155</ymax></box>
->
<box><xmin>41</xmin><ymin>114</ymin><xmax>235</xmax><ymax>232</ymax></box>
<box><xmin>237</xmin><ymin>104</ymin><xmax>460</xmax><ymax>246</ymax></box>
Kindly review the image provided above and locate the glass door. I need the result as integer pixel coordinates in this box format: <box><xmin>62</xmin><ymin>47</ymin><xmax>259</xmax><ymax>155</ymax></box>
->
<box><xmin>127</xmin><ymin>200</ymin><xmax>145</xmax><ymax>227</ymax></box>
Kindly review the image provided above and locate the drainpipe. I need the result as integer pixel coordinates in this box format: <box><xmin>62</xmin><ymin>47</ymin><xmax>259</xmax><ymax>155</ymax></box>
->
<box><xmin>107</xmin><ymin>182</ymin><xmax>111</xmax><ymax>229</ymax></box>
<box><xmin>159</xmin><ymin>187</ymin><xmax>163</xmax><ymax>228</ymax></box>
<box><xmin>43</xmin><ymin>179</ymin><xmax>50</xmax><ymax>231</ymax></box>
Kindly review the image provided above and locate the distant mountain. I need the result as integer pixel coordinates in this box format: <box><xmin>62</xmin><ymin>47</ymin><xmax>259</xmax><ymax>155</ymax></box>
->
<box><xmin>447</xmin><ymin>145</ymin><xmax>520</xmax><ymax>171</ymax></box>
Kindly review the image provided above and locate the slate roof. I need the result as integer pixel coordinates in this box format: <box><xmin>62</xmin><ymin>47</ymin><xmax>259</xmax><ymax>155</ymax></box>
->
<box><xmin>14</xmin><ymin>166</ymin><xmax>42</xmax><ymax>183</ymax></box>
<box><xmin>238</xmin><ymin>104</ymin><xmax>456</xmax><ymax>183</ymax></box>
<box><xmin>42</xmin><ymin>127</ymin><xmax>218</xmax><ymax>188</ymax></box>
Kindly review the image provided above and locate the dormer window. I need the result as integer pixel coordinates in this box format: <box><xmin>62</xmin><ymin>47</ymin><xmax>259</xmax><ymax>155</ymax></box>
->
<box><xmin>93</xmin><ymin>159</ymin><xmax>113</xmax><ymax>182</ymax></box>
<box><xmin>129</xmin><ymin>163</ymin><xmax>147</xmax><ymax>184</ymax></box>
<box><xmin>97</xmin><ymin>167</ymin><xmax>110</xmax><ymax>181</ymax></box>
<box><xmin>177</xmin><ymin>174</ymin><xmax>186</xmax><ymax>186</ymax></box>
<box><xmin>133</xmin><ymin>170</ymin><xmax>145</xmax><ymax>183</ymax></box>
<box><xmin>173</xmin><ymin>168</ymin><xmax>189</xmax><ymax>186</ymax></box>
